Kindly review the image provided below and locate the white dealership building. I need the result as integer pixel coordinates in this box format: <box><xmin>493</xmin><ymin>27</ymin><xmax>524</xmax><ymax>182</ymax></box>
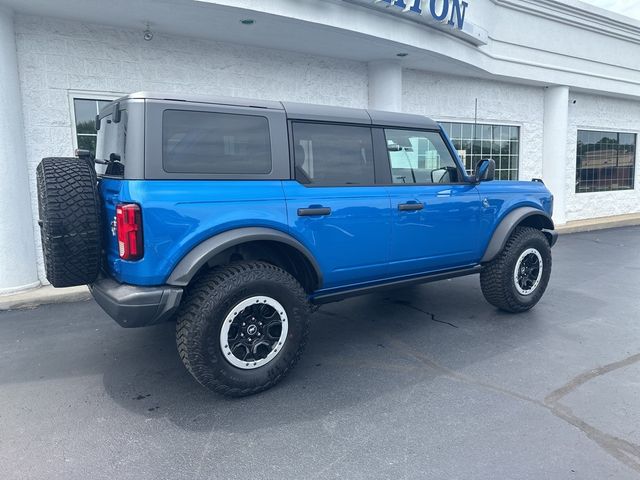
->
<box><xmin>0</xmin><ymin>0</ymin><xmax>639</xmax><ymax>294</ymax></box>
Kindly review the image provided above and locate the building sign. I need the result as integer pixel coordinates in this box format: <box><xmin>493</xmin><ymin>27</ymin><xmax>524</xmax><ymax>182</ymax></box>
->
<box><xmin>377</xmin><ymin>0</ymin><xmax>469</xmax><ymax>30</ymax></box>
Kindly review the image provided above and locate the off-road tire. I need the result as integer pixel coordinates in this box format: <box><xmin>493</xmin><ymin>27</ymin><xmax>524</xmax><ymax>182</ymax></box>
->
<box><xmin>176</xmin><ymin>261</ymin><xmax>311</xmax><ymax>397</ymax></box>
<box><xmin>480</xmin><ymin>227</ymin><xmax>552</xmax><ymax>313</ymax></box>
<box><xmin>36</xmin><ymin>157</ymin><xmax>102</xmax><ymax>287</ymax></box>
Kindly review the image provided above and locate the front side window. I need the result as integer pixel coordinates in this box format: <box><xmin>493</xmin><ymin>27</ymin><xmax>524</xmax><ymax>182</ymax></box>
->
<box><xmin>384</xmin><ymin>129</ymin><xmax>460</xmax><ymax>184</ymax></box>
<box><xmin>162</xmin><ymin>110</ymin><xmax>271</xmax><ymax>174</ymax></box>
<box><xmin>292</xmin><ymin>122</ymin><xmax>374</xmax><ymax>185</ymax></box>
<box><xmin>440</xmin><ymin>122</ymin><xmax>520</xmax><ymax>180</ymax></box>
<box><xmin>576</xmin><ymin>130</ymin><xmax>636</xmax><ymax>193</ymax></box>
<box><xmin>73</xmin><ymin>98</ymin><xmax>112</xmax><ymax>156</ymax></box>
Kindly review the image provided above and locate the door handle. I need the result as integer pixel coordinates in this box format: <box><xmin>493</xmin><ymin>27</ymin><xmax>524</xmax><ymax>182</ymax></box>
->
<box><xmin>297</xmin><ymin>206</ymin><xmax>332</xmax><ymax>217</ymax></box>
<box><xmin>398</xmin><ymin>202</ymin><xmax>424</xmax><ymax>212</ymax></box>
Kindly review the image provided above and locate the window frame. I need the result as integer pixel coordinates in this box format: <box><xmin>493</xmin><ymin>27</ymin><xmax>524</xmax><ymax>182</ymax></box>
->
<box><xmin>575</xmin><ymin>128</ymin><xmax>637</xmax><ymax>194</ymax></box>
<box><xmin>288</xmin><ymin>120</ymin><xmax>382</xmax><ymax>187</ymax></box>
<box><xmin>438</xmin><ymin>119</ymin><xmax>522</xmax><ymax>181</ymax></box>
<box><xmin>69</xmin><ymin>91</ymin><xmax>122</xmax><ymax>154</ymax></box>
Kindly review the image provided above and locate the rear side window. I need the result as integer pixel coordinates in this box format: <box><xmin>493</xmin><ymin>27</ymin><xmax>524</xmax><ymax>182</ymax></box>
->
<box><xmin>162</xmin><ymin>110</ymin><xmax>271</xmax><ymax>174</ymax></box>
<box><xmin>96</xmin><ymin>110</ymin><xmax>128</xmax><ymax>177</ymax></box>
<box><xmin>292</xmin><ymin>122</ymin><xmax>374</xmax><ymax>185</ymax></box>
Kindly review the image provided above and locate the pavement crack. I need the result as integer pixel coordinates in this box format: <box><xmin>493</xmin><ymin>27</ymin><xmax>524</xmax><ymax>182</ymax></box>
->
<box><xmin>543</xmin><ymin>353</ymin><xmax>640</xmax><ymax>474</ymax></box>
<box><xmin>544</xmin><ymin>352</ymin><xmax>640</xmax><ymax>405</ymax></box>
<box><xmin>390</xmin><ymin>300</ymin><xmax>458</xmax><ymax>328</ymax></box>
<box><xmin>384</xmin><ymin>336</ymin><xmax>640</xmax><ymax>474</ymax></box>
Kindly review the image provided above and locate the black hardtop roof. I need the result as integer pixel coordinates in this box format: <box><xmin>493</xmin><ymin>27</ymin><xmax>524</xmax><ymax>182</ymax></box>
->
<box><xmin>112</xmin><ymin>92</ymin><xmax>440</xmax><ymax>129</ymax></box>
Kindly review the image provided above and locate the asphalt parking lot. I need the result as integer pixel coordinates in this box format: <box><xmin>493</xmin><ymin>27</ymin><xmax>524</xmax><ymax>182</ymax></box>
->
<box><xmin>1</xmin><ymin>227</ymin><xmax>640</xmax><ymax>480</ymax></box>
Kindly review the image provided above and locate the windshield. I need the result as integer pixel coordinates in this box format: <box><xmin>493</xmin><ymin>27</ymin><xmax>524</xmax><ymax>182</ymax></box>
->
<box><xmin>95</xmin><ymin>109</ymin><xmax>128</xmax><ymax>176</ymax></box>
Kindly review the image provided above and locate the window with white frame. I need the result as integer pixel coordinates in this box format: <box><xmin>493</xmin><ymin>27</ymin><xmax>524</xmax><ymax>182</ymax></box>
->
<box><xmin>440</xmin><ymin>122</ymin><xmax>520</xmax><ymax>180</ymax></box>
<box><xmin>72</xmin><ymin>97</ymin><xmax>114</xmax><ymax>155</ymax></box>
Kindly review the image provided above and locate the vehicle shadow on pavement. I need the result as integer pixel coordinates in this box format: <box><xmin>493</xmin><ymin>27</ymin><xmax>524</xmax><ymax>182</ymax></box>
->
<box><xmin>97</xmin><ymin>275</ymin><xmax>566</xmax><ymax>433</ymax></box>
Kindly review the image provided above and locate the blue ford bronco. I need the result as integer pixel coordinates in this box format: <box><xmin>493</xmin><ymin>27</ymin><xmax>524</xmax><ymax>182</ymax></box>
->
<box><xmin>36</xmin><ymin>92</ymin><xmax>557</xmax><ymax>396</ymax></box>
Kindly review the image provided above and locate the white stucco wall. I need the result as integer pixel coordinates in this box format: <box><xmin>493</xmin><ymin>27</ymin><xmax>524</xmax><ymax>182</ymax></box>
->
<box><xmin>401</xmin><ymin>70</ymin><xmax>545</xmax><ymax>181</ymax></box>
<box><xmin>10</xmin><ymin>13</ymin><xmax>640</xmax><ymax>287</ymax></box>
<box><xmin>565</xmin><ymin>93</ymin><xmax>640</xmax><ymax>222</ymax></box>
<box><xmin>14</xmin><ymin>14</ymin><xmax>369</xmax><ymax>282</ymax></box>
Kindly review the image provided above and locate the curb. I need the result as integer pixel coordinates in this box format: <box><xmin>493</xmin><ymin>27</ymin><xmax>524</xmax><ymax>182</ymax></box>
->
<box><xmin>0</xmin><ymin>285</ymin><xmax>91</xmax><ymax>312</ymax></box>
<box><xmin>556</xmin><ymin>213</ymin><xmax>640</xmax><ymax>235</ymax></box>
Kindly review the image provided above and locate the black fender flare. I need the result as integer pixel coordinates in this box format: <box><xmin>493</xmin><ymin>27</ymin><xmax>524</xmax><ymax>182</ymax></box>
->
<box><xmin>165</xmin><ymin>227</ymin><xmax>323</xmax><ymax>288</ymax></box>
<box><xmin>481</xmin><ymin>207</ymin><xmax>555</xmax><ymax>263</ymax></box>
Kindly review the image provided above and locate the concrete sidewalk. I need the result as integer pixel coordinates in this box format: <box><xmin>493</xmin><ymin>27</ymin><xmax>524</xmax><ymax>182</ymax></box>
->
<box><xmin>556</xmin><ymin>212</ymin><xmax>640</xmax><ymax>234</ymax></box>
<box><xmin>0</xmin><ymin>284</ymin><xmax>90</xmax><ymax>311</ymax></box>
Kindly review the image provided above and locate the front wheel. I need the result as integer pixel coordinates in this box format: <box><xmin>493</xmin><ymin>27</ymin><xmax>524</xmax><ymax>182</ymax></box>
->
<box><xmin>176</xmin><ymin>261</ymin><xmax>311</xmax><ymax>396</ymax></box>
<box><xmin>480</xmin><ymin>227</ymin><xmax>552</xmax><ymax>313</ymax></box>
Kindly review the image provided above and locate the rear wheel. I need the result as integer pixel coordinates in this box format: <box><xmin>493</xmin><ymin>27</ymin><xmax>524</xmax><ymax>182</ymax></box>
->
<box><xmin>480</xmin><ymin>227</ymin><xmax>552</xmax><ymax>313</ymax></box>
<box><xmin>176</xmin><ymin>261</ymin><xmax>311</xmax><ymax>396</ymax></box>
<box><xmin>36</xmin><ymin>157</ymin><xmax>102</xmax><ymax>287</ymax></box>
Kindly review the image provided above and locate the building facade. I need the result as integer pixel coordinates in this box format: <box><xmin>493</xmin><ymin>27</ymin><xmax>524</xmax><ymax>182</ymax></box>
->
<box><xmin>0</xmin><ymin>0</ymin><xmax>639</xmax><ymax>293</ymax></box>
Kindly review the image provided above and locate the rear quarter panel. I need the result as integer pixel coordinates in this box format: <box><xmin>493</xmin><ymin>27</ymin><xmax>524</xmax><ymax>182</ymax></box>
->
<box><xmin>100</xmin><ymin>180</ymin><xmax>288</xmax><ymax>285</ymax></box>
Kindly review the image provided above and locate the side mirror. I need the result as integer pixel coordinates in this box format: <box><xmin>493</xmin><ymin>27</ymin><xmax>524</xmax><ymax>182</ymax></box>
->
<box><xmin>474</xmin><ymin>159</ymin><xmax>496</xmax><ymax>183</ymax></box>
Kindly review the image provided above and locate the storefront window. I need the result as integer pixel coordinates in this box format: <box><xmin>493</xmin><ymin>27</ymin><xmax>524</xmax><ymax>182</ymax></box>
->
<box><xmin>440</xmin><ymin>122</ymin><xmax>520</xmax><ymax>180</ymax></box>
<box><xmin>575</xmin><ymin>130</ymin><xmax>636</xmax><ymax>193</ymax></box>
<box><xmin>73</xmin><ymin>98</ymin><xmax>112</xmax><ymax>155</ymax></box>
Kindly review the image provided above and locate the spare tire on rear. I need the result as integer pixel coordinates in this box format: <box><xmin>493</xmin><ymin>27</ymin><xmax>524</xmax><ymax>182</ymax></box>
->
<box><xmin>36</xmin><ymin>157</ymin><xmax>102</xmax><ymax>287</ymax></box>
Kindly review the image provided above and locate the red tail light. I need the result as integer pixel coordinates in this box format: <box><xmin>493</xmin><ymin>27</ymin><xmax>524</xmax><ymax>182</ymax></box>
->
<box><xmin>116</xmin><ymin>204</ymin><xmax>143</xmax><ymax>260</ymax></box>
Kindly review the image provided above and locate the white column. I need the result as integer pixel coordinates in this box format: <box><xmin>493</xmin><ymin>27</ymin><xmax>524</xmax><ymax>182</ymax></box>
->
<box><xmin>542</xmin><ymin>86</ymin><xmax>569</xmax><ymax>226</ymax></box>
<box><xmin>368</xmin><ymin>60</ymin><xmax>402</xmax><ymax>112</ymax></box>
<box><xmin>0</xmin><ymin>7</ymin><xmax>39</xmax><ymax>294</ymax></box>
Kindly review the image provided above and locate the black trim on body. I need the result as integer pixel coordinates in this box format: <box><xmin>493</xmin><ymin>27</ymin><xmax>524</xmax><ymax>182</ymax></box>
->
<box><xmin>481</xmin><ymin>207</ymin><xmax>555</xmax><ymax>263</ymax></box>
<box><xmin>297</xmin><ymin>207</ymin><xmax>331</xmax><ymax>217</ymax></box>
<box><xmin>311</xmin><ymin>265</ymin><xmax>482</xmax><ymax>304</ymax></box>
<box><xmin>398</xmin><ymin>202</ymin><xmax>424</xmax><ymax>211</ymax></box>
<box><xmin>166</xmin><ymin>227</ymin><xmax>323</xmax><ymax>288</ymax></box>
<box><xmin>90</xmin><ymin>277</ymin><xmax>183</xmax><ymax>328</ymax></box>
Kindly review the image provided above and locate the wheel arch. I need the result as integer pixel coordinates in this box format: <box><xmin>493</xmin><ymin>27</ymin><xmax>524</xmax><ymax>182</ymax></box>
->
<box><xmin>166</xmin><ymin>227</ymin><xmax>323</xmax><ymax>292</ymax></box>
<box><xmin>481</xmin><ymin>207</ymin><xmax>555</xmax><ymax>263</ymax></box>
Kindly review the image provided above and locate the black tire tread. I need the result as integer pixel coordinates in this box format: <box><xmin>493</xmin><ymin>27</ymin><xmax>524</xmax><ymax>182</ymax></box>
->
<box><xmin>36</xmin><ymin>157</ymin><xmax>102</xmax><ymax>287</ymax></box>
<box><xmin>176</xmin><ymin>261</ymin><xmax>310</xmax><ymax>397</ymax></box>
<box><xmin>480</xmin><ymin>227</ymin><xmax>551</xmax><ymax>313</ymax></box>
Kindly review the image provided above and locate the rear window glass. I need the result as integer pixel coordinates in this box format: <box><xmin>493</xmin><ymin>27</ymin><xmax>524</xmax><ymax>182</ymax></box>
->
<box><xmin>96</xmin><ymin>110</ymin><xmax>127</xmax><ymax>177</ymax></box>
<box><xmin>162</xmin><ymin>110</ymin><xmax>271</xmax><ymax>174</ymax></box>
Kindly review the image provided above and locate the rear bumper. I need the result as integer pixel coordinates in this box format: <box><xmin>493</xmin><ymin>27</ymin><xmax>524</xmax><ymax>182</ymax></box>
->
<box><xmin>89</xmin><ymin>277</ymin><xmax>183</xmax><ymax>328</ymax></box>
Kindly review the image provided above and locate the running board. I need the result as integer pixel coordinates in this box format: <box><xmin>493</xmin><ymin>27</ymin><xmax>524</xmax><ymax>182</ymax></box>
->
<box><xmin>311</xmin><ymin>265</ymin><xmax>482</xmax><ymax>305</ymax></box>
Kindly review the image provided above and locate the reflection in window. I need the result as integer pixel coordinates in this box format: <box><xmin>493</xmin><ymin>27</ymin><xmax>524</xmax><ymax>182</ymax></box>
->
<box><xmin>576</xmin><ymin>130</ymin><xmax>636</xmax><ymax>193</ymax></box>
<box><xmin>73</xmin><ymin>98</ymin><xmax>111</xmax><ymax>155</ymax></box>
<box><xmin>440</xmin><ymin>122</ymin><xmax>520</xmax><ymax>180</ymax></box>
<box><xmin>385</xmin><ymin>129</ymin><xmax>459</xmax><ymax>184</ymax></box>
